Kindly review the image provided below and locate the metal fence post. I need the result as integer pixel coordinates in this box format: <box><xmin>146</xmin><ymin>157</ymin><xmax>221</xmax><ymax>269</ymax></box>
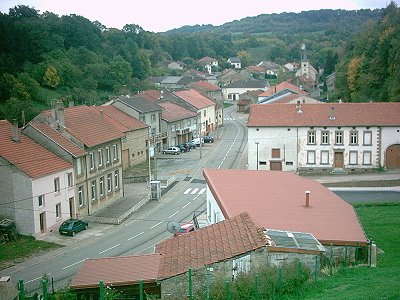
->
<box><xmin>225</xmin><ymin>280</ymin><xmax>231</xmax><ymax>300</ymax></box>
<box><xmin>254</xmin><ymin>274</ymin><xmax>259</xmax><ymax>300</ymax></box>
<box><xmin>206</xmin><ymin>267</ymin><xmax>211</xmax><ymax>300</ymax></box>
<box><xmin>139</xmin><ymin>280</ymin><xmax>143</xmax><ymax>300</ymax></box>
<box><xmin>277</xmin><ymin>268</ymin><xmax>282</xmax><ymax>294</ymax></box>
<box><xmin>188</xmin><ymin>268</ymin><xmax>193</xmax><ymax>300</ymax></box>
<box><xmin>314</xmin><ymin>255</ymin><xmax>318</xmax><ymax>282</ymax></box>
<box><xmin>329</xmin><ymin>244</ymin><xmax>333</xmax><ymax>276</ymax></box>
<box><xmin>99</xmin><ymin>281</ymin><xmax>105</xmax><ymax>300</ymax></box>
<box><xmin>41</xmin><ymin>277</ymin><xmax>48</xmax><ymax>300</ymax></box>
<box><xmin>297</xmin><ymin>261</ymin><xmax>302</xmax><ymax>280</ymax></box>
<box><xmin>18</xmin><ymin>279</ymin><xmax>25</xmax><ymax>300</ymax></box>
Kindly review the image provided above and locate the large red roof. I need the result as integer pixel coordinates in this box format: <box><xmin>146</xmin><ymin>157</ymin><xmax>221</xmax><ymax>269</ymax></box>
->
<box><xmin>156</xmin><ymin>213</ymin><xmax>266</xmax><ymax>279</ymax></box>
<box><xmin>258</xmin><ymin>81</ymin><xmax>307</xmax><ymax>97</ymax></box>
<box><xmin>189</xmin><ymin>80</ymin><xmax>221</xmax><ymax>92</ymax></box>
<box><xmin>0</xmin><ymin>120</ymin><xmax>72</xmax><ymax>178</ymax></box>
<box><xmin>93</xmin><ymin>106</ymin><xmax>148</xmax><ymax>132</ymax></box>
<box><xmin>174</xmin><ymin>89</ymin><xmax>216</xmax><ymax>109</ymax></box>
<box><xmin>70</xmin><ymin>254</ymin><xmax>162</xmax><ymax>288</ymax></box>
<box><xmin>203</xmin><ymin>169</ymin><xmax>367</xmax><ymax>245</ymax></box>
<box><xmin>248</xmin><ymin>102</ymin><xmax>400</xmax><ymax>127</ymax></box>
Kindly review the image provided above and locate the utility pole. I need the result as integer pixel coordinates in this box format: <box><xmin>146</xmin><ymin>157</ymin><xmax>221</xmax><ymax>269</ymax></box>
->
<box><xmin>198</xmin><ymin>111</ymin><xmax>202</xmax><ymax>159</ymax></box>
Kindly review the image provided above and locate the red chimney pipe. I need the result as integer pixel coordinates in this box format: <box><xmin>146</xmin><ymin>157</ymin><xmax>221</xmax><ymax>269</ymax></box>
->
<box><xmin>305</xmin><ymin>190</ymin><xmax>310</xmax><ymax>207</ymax></box>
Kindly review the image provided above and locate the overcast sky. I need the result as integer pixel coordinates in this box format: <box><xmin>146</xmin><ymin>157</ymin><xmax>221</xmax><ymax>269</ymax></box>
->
<box><xmin>0</xmin><ymin>0</ymin><xmax>391</xmax><ymax>32</ymax></box>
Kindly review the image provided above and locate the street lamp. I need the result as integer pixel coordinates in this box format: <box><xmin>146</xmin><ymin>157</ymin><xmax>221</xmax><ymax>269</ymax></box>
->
<box><xmin>255</xmin><ymin>141</ymin><xmax>259</xmax><ymax>170</ymax></box>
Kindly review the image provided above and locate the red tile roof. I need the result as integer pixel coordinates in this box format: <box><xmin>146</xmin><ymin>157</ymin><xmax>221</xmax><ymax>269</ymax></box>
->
<box><xmin>0</xmin><ymin>120</ymin><xmax>72</xmax><ymax>178</ymax></box>
<box><xmin>93</xmin><ymin>106</ymin><xmax>148</xmax><ymax>132</ymax></box>
<box><xmin>70</xmin><ymin>254</ymin><xmax>162</xmax><ymax>289</ymax></box>
<box><xmin>156</xmin><ymin>213</ymin><xmax>266</xmax><ymax>279</ymax></box>
<box><xmin>29</xmin><ymin>122</ymin><xmax>87</xmax><ymax>158</ymax></box>
<box><xmin>174</xmin><ymin>89</ymin><xmax>216</xmax><ymax>109</ymax></box>
<box><xmin>203</xmin><ymin>169</ymin><xmax>367</xmax><ymax>246</ymax></box>
<box><xmin>199</xmin><ymin>56</ymin><xmax>217</xmax><ymax>63</ymax></box>
<box><xmin>159</xmin><ymin>102</ymin><xmax>197</xmax><ymax>122</ymax></box>
<box><xmin>189</xmin><ymin>80</ymin><xmax>221</xmax><ymax>92</ymax></box>
<box><xmin>248</xmin><ymin>102</ymin><xmax>400</xmax><ymax>127</ymax></box>
<box><xmin>258</xmin><ymin>81</ymin><xmax>307</xmax><ymax>97</ymax></box>
<box><xmin>139</xmin><ymin>90</ymin><xmax>162</xmax><ymax>101</ymax></box>
<box><xmin>43</xmin><ymin>106</ymin><xmax>124</xmax><ymax>147</ymax></box>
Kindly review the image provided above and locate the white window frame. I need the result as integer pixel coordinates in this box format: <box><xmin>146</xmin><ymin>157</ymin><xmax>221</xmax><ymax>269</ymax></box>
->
<box><xmin>335</xmin><ymin>131</ymin><xmax>343</xmax><ymax>145</ymax></box>
<box><xmin>91</xmin><ymin>180</ymin><xmax>96</xmax><ymax>201</ymax></box>
<box><xmin>56</xmin><ymin>203</ymin><xmax>61</xmax><ymax>218</ymax></box>
<box><xmin>114</xmin><ymin>170</ymin><xmax>119</xmax><ymax>189</ymax></box>
<box><xmin>76</xmin><ymin>157</ymin><xmax>82</xmax><ymax>175</ymax></box>
<box><xmin>98</xmin><ymin>149</ymin><xmax>103</xmax><ymax>167</ymax></box>
<box><xmin>113</xmin><ymin>144</ymin><xmax>118</xmax><ymax>161</ymax></box>
<box><xmin>67</xmin><ymin>172</ymin><xmax>73</xmax><ymax>187</ymax></box>
<box><xmin>349</xmin><ymin>151</ymin><xmax>358</xmax><ymax>165</ymax></box>
<box><xmin>107</xmin><ymin>173</ymin><xmax>112</xmax><ymax>192</ymax></box>
<box><xmin>38</xmin><ymin>195</ymin><xmax>44</xmax><ymax>207</ymax></box>
<box><xmin>350</xmin><ymin>131</ymin><xmax>358</xmax><ymax>145</ymax></box>
<box><xmin>321</xmin><ymin>131</ymin><xmax>329</xmax><ymax>145</ymax></box>
<box><xmin>363</xmin><ymin>151</ymin><xmax>372</xmax><ymax>165</ymax></box>
<box><xmin>363</xmin><ymin>131</ymin><xmax>372</xmax><ymax>146</ymax></box>
<box><xmin>320</xmin><ymin>150</ymin><xmax>329</xmax><ymax>165</ymax></box>
<box><xmin>307</xmin><ymin>130</ymin><xmax>316</xmax><ymax>145</ymax></box>
<box><xmin>106</xmin><ymin>147</ymin><xmax>111</xmax><ymax>164</ymax></box>
<box><xmin>89</xmin><ymin>152</ymin><xmax>95</xmax><ymax>170</ymax></box>
<box><xmin>99</xmin><ymin>176</ymin><xmax>105</xmax><ymax>196</ymax></box>
<box><xmin>307</xmin><ymin>150</ymin><xmax>316</xmax><ymax>164</ymax></box>
<box><xmin>78</xmin><ymin>186</ymin><xmax>84</xmax><ymax>206</ymax></box>
<box><xmin>54</xmin><ymin>177</ymin><xmax>60</xmax><ymax>193</ymax></box>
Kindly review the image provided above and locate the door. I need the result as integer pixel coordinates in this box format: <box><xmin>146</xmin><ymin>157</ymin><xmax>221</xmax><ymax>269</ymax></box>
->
<box><xmin>69</xmin><ymin>197</ymin><xmax>74</xmax><ymax>218</ymax></box>
<box><xmin>39</xmin><ymin>212</ymin><xmax>46</xmax><ymax>234</ymax></box>
<box><xmin>386</xmin><ymin>144</ymin><xmax>400</xmax><ymax>169</ymax></box>
<box><xmin>270</xmin><ymin>161</ymin><xmax>282</xmax><ymax>171</ymax></box>
<box><xmin>334</xmin><ymin>151</ymin><xmax>344</xmax><ymax>168</ymax></box>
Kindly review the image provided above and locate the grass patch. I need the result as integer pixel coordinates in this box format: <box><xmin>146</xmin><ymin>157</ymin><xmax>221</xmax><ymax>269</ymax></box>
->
<box><xmin>284</xmin><ymin>202</ymin><xmax>400</xmax><ymax>299</ymax></box>
<box><xmin>0</xmin><ymin>235</ymin><xmax>62</xmax><ymax>270</ymax></box>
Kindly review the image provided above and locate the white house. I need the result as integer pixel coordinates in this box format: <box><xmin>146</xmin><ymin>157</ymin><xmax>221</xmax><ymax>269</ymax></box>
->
<box><xmin>0</xmin><ymin>120</ymin><xmax>74</xmax><ymax>238</ymax></box>
<box><xmin>247</xmin><ymin>102</ymin><xmax>400</xmax><ymax>172</ymax></box>
<box><xmin>228</xmin><ymin>57</ymin><xmax>242</xmax><ymax>69</ymax></box>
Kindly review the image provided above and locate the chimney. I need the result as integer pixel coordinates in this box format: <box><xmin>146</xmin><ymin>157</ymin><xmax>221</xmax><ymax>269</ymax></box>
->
<box><xmin>100</xmin><ymin>109</ymin><xmax>104</xmax><ymax>119</ymax></box>
<box><xmin>305</xmin><ymin>190</ymin><xmax>310</xmax><ymax>207</ymax></box>
<box><xmin>11</xmin><ymin>119</ymin><xmax>19</xmax><ymax>143</ymax></box>
<box><xmin>55</xmin><ymin>99</ymin><xmax>65</xmax><ymax>128</ymax></box>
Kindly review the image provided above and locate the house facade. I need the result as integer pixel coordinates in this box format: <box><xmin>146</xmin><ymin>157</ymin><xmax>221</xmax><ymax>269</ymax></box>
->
<box><xmin>222</xmin><ymin>80</ymin><xmax>267</xmax><ymax>101</ymax></box>
<box><xmin>159</xmin><ymin>102</ymin><xmax>198</xmax><ymax>147</ymax></box>
<box><xmin>247</xmin><ymin>103</ymin><xmax>400</xmax><ymax>172</ymax></box>
<box><xmin>228</xmin><ymin>57</ymin><xmax>242</xmax><ymax>69</ymax></box>
<box><xmin>0</xmin><ymin>120</ymin><xmax>74</xmax><ymax>238</ymax></box>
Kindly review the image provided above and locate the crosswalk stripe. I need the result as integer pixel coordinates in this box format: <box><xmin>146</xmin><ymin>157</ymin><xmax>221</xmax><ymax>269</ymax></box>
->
<box><xmin>184</xmin><ymin>188</ymin><xmax>191</xmax><ymax>194</ymax></box>
<box><xmin>198</xmin><ymin>188</ymin><xmax>206</xmax><ymax>195</ymax></box>
<box><xmin>191</xmin><ymin>188</ymin><xmax>199</xmax><ymax>194</ymax></box>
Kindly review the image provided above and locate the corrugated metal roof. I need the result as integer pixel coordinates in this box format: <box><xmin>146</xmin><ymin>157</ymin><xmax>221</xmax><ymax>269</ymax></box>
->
<box><xmin>265</xmin><ymin>229</ymin><xmax>326</xmax><ymax>252</ymax></box>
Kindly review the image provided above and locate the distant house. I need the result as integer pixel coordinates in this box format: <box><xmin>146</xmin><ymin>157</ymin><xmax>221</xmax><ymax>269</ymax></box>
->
<box><xmin>204</xmin><ymin>168</ymin><xmax>368</xmax><ymax>263</ymax></box>
<box><xmin>284</xmin><ymin>62</ymin><xmax>300</xmax><ymax>72</ymax></box>
<box><xmin>257</xmin><ymin>80</ymin><xmax>308</xmax><ymax>102</ymax></box>
<box><xmin>188</xmin><ymin>80</ymin><xmax>223</xmax><ymax>104</ymax></box>
<box><xmin>159</xmin><ymin>102</ymin><xmax>198</xmax><ymax>147</ymax></box>
<box><xmin>228</xmin><ymin>57</ymin><xmax>241</xmax><ymax>69</ymax></box>
<box><xmin>247</xmin><ymin>102</ymin><xmax>400</xmax><ymax>172</ymax></box>
<box><xmin>237</xmin><ymin>90</ymin><xmax>264</xmax><ymax>112</ymax></box>
<box><xmin>218</xmin><ymin>68</ymin><xmax>251</xmax><ymax>86</ymax></box>
<box><xmin>173</xmin><ymin>89</ymin><xmax>216</xmax><ymax>135</ymax></box>
<box><xmin>198</xmin><ymin>56</ymin><xmax>218</xmax><ymax>74</ymax></box>
<box><xmin>167</xmin><ymin>61</ymin><xmax>187</xmax><ymax>70</ymax></box>
<box><xmin>222</xmin><ymin>79</ymin><xmax>267</xmax><ymax>101</ymax></box>
<box><xmin>1</xmin><ymin>119</ymin><xmax>74</xmax><ymax>238</ymax></box>
<box><xmin>257</xmin><ymin>60</ymin><xmax>280</xmax><ymax>74</ymax></box>
<box><xmin>326</xmin><ymin>72</ymin><xmax>336</xmax><ymax>97</ymax></box>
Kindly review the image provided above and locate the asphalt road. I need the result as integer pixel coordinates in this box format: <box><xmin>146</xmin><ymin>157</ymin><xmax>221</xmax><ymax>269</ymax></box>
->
<box><xmin>334</xmin><ymin>190</ymin><xmax>400</xmax><ymax>203</ymax></box>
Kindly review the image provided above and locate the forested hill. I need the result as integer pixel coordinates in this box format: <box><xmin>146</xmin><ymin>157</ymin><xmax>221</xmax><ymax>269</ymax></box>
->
<box><xmin>166</xmin><ymin>9</ymin><xmax>383</xmax><ymax>34</ymax></box>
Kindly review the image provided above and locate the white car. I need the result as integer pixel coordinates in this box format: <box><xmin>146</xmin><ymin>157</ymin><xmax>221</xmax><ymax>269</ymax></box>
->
<box><xmin>191</xmin><ymin>138</ymin><xmax>204</xmax><ymax>146</ymax></box>
<box><xmin>162</xmin><ymin>146</ymin><xmax>180</xmax><ymax>155</ymax></box>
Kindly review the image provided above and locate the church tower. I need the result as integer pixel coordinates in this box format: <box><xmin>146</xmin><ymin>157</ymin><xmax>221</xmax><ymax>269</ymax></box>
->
<box><xmin>300</xmin><ymin>43</ymin><xmax>309</xmax><ymax>78</ymax></box>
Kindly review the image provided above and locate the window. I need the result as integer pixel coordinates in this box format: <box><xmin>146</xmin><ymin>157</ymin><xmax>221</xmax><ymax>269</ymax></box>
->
<box><xmin>171</xmin><ymin>124</ymin><xmax>176</xmax><ymax>132</ymax></box>
<box><xmin>307</xmin><ymin>151</ymin><xmax>316</xmax><ymax>164</ymax></box>
<box><xmin>335</xmin><ymin>131</ymin><xmax>343</xmax><ymax>144</ymax></box>
<box><xmin>99</xmin><ymin>176</ymin><xmax>105</xmax><ymax>196</ymax></box>
<box><xmin>107</xmin><ymin>173</ymin><xmax>112</xmax><ymax>192</ymax></box>
<box><xmin>321</xmin><ymin>131</ymin><xmax>329</xmax><ymax>145</ymax></box>
<box><xmin>89</xmin><ymin>152</ymin><xmax>95</xmax><ymax>170</ymax></box>
<box><xmin>98</xmin><ymin>149</ymin><xmax>103</xmax><ymax>167</ymax></box>
<box><xmin>350</xmin><ymin>131</ymin><xmax>358</xmax><ymax>145</ymax></box>
<box><xmin>67</xmin><ymin>173</ymin><xmax>73</xmax><ymax>187</ymax></box>
<box><xmin>271</xmin><ymin>148</ymin><xmax>280</xmax><ymax>158</ymax></box>
<box><xmin>106</xmin><ymin>147</ymin><xmax>111</xmax><ymax>164</ymax></box>
<box><xmin>114</xmin><ymin>170</ymin><xmax>119</xmax><ymax>189</ymax></box>
<box><xmin>363</xmin><ymin>131</ymin><xmax>372</xmax><ymax>145</ymax></box>
<box><xmin>349</xmin><ymin>151</ymin><xmax>358</xmax><ymax>165</ymax></box>
<box><xmin>56</xmin><ymin>203</ymin><xmax>61</xmax><ymax>218</ymax></box>
<box><xmin>54</xmin><ymin>177</ymin><xmax>60</xmax><ymax>193</ymax></box>
<box><xmin>113</xmin><ymin>144</ymin><xmax>118</xmax><ymax>161</ymax></box>
<box><xmin>76</xmin><ymin>157</ymin><xmax>82</xmax><ymax>175</ymax></box>
<box><xmin>151</xmin><ymin>114</ymin><xmax>156</xmax><ymax>122</ymax></box>
<box><xmin>91</xmin><ymin>180</ymin><xmax>96</xmax><ymax>200</ymax></box>
<box><xmin>187</xmin><ymin>120</ymin><xmax>191</xmax><ymax>127</ymax></box>
<box><xmin>363</xmin><ymin>151</ymin><xmax>372</xmax><ymax>165</ymax></box>
<box><xmin>307</xmin><ymin>131</ymin><xmax>316</xmax><ymax>144</ymax></box>
<box><xmin>203</xmin><ymin>110</ymin><xmax>206</xmax><ymax>117</ymax></box>
<box><xmin>38</xmin><ymin>195</ymin><xmax>44</xmax><ymax>207</ymax></box>
<box><xmin>78</xmin><ymin>186</ymin><xmax>84</xmax><ymax>206</ymax></box>
<box><xmin>320</xmin><ymin>150</ymin><xmax>329</xmax><ymax>165</ymax></box>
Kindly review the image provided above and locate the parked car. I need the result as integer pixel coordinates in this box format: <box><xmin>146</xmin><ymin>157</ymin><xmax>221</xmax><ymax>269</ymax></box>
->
<box><xmin>203</xmin><ymin>136</ymin><xmax>214</xmax><ymax>143</ymax></box>
<box><xmin>162</xmin><ymin>146</ymin><xmax>180</xmax><ymax>155</ymax></box>
<box><xmin>174</xmin><ymin>223</ymin><xmax>195</xmax><ymax>237</ymax></box>
<box><xmin>59</xmin><ymin>219</ymin><xmax>88</xmax><ymax>236</ymax></box>
<box><xmin>191</xmin><ymin>138</ymin><xmax>204</xmax><ymax>146</ymax></box>
<box><xmin>185</xmin><ymin>141</ymin><xmax>196</xmax><ymax>149</ymax></box>
<box><xmin>176</xmin><ymin>144</ymin><xmax>188</xmax><ymax>152</ymax></box>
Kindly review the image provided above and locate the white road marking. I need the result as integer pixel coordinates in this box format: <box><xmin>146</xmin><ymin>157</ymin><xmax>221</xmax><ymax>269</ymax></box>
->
<box><xmin>198</xmin><ymin>188</ymin><xmax>206</xmax><ymax>195</ymax></box>
<box><xmin>99</xmin><ymin>244</ymin><xmax>120</xmax><ymax>255</ymax></box>
<box><xmin>182</xmin><ymin>202</ymin><xmax>191</xmax><ymax>209</ymax></box>
<box><xmin>150</xmin><ymin>221</ymin><xmax>163</xmax><ymax>229</ymax></box>
<box><xmin>191</xmin><ymin>188</ymin><xmax>199</xmax><ymax>194</ymax></box>
<box><xmin>168</xmin><ymin>211</ymin><xmax>179</xmax><ymax>218</ymax></box>
<box><xmin>26</xmin><ymin>273</ymin><xmax>52</xmax><ymax>283</ymax></box>
<box><xmin>184</xmin><ymin>188</ymin><xmax>191</xmax><ymax>194</ymax></box>
<box><xmin>63</xmin><ymin>258</ymin><xmax>87</xmax><ymax>269</ymax></box>
<box><xmin>127</xmin><ymin>231</ymin><xmax>144</xmax><ymax>241</ymax></box>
